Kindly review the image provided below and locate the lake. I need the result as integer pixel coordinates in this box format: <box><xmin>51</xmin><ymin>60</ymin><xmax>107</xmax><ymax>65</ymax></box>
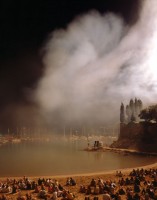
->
<box><xmin>0</xmin><ymin>139</ymin><xmax>156</xmax><ymax>177</ymax></box>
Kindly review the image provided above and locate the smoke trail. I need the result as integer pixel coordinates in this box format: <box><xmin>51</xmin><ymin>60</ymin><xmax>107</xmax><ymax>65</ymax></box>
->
<box><xmin>36</xmin><ymin>0</ymin><xmax>157</xmax><ymax>125</ymax></box>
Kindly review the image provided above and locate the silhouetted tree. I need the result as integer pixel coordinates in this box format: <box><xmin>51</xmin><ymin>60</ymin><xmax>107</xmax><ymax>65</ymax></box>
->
<box><xmin>138</xmin><ymin>99</ymin><xmax>143</xmax><ymax>111</ymax></box>
<box><xmin>120</xmin><ymin>103</ymin><xmax>125</xmax><ymax>123</ymax></box>
<box><xmin>129</xmin><ymin>99</ymin><xmax>134</xmax><ymax>113</ymax></box>
<box><xmin>131</xmin><ymin>113</ymin><xmax>136</xmax><ymax>122</ymax></box>
<box><xmin>126</xmin><ymin>105</ymin><xmax>131</xmax><ymax>122</ymax></box>
<box><xmin>148</xmin><ymin>105</ymin><xmax>157</xmax><ymax>122</ymax></box>
<box><xmin>121</xmin><ymin>98</ymin><xmax>143</xmax><ymax>123</ymax></box>
<box><xmin>139</xmin><ymin>105</ymin><xmax>157</xmax><ymax>122</ymax></box>
<box><xmin>139</xmin><ymin>109</ymin><xmax>151</xmax><ymax>122</ymax></box>
<box><xmin>135</xmin><ymin>98</ymin><xmax>138</xmax><ymax>115</ymax></box>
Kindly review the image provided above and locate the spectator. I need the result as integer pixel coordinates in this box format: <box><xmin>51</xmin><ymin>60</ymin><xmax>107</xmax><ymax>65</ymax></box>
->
<box><xmin>102</xmin><ymin>190</ymin><xmax>111</xmax><ymax>200</ymax></box>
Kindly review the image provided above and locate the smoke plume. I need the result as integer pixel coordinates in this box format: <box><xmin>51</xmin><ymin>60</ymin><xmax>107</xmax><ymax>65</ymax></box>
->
<box><xmin>36</xmin><ymin>0</ymin><xmax>157</xmax><ymax>125</ymax></box>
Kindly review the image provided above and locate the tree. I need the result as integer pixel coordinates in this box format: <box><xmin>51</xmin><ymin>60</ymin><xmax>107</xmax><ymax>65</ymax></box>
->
<box><xmin>129</xmin><ymin>99</ymin><xmax>134</xmax><ymax>113</ymax></box>
<box><xmin>126</xmin><ymin>105</ymin><xmax>131</xmax><ymax>122</ymax></box>
<box><xmin>138</xmin><ymin>99</ymin><xmax>143</xmax><ymax>111</ymax></box>
<box><xmin>131</xmin><ymin>112</ymin><xmax>136</xmax><ymax>122</ymax></box>
<box><xmin>139</xmin><ymin>104</ymin><xmax>157</xmax><ymax>122</ymax></box>
<box><xmin>120</xmin><ymin>103</ymin><xmax>125</xmax><ymax>123</ymax></box>
<box><xmin>149</xmin><ymin>105</ymin><xmax>157</xmax><ymax>122</ymax></box>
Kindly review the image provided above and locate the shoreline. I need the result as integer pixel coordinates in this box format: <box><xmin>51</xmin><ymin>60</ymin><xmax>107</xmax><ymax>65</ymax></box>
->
<box><xmin>104</xmin><ymin>147</ymin><xmax>157</xmax><ymax>156</ymax></box>
<box><xmin>85</xmin><ymin>146</ymin><xmax>157</xmax><ymax>156</ymax></box>
<box><xmin>1</xmin><ymin>161</ymin><xmax>157</xmax><ymax>180</ymax></box>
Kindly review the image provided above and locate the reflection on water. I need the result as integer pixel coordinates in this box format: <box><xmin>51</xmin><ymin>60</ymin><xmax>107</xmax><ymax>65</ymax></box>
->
<box><xmin>0</xmin><ymin>139</ymin><xmax>156</xmax><ymax>177</ymax></box>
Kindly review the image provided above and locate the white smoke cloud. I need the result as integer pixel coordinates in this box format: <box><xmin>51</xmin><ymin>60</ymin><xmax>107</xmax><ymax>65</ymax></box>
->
<box><xmin>36</xmin><ymin>0</ymin><xmax>157</xmax><ymax>125</ymax></box>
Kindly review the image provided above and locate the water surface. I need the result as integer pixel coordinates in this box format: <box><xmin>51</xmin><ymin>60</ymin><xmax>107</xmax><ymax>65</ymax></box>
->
<box><xmin>0</xmin><ymin>139</ymin><xmax>156</xmax><ymax>177</ymax></box>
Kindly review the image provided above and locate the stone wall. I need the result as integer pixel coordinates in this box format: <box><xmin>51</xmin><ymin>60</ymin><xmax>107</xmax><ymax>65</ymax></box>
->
<box><xmin>120</xmin><ymin>122</ymin><xmax>157</xmax><ymax>138</ymax></box>
<box><xmin>119</xmin><ymin>122</ymin><xmax>144</xmax><ymax>140</ymax></box>
<box><xmin>111</xmin><ymin>122</ymin><xmax>157</xmax><ymax>152</ymax></box>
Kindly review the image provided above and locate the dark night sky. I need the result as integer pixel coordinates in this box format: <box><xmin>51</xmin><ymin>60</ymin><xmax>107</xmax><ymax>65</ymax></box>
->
<box><xmin>0</xmin><ymin>0</ymin><xmax>142</xmax><ymax>132</ymax></box>
<box><xmin>1</xmin><ymin>0</ymin><xmax>141</xmax><ymax>58</ymax></box>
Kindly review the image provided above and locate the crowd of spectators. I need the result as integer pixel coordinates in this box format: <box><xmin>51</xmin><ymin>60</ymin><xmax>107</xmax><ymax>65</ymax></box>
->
<box><xmin>1</xmin><ymin>168</ymin><xmax>157</xmax><ymax>200</ymax></box>
<box><xmin>79</xmin><ymin>168</ymin><xmax>157</xmax><ymax>200</ymax></box>
<box><xmin>0</xmin><ymin>176</ymin><xmax>76</xmax><ymax>200</ymax></box>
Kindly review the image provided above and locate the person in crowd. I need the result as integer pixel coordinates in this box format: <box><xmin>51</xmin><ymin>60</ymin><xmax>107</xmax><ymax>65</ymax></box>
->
<box><xmin>51</xmin><ymin>189</ymin><xmax>58</xmax><ymax>200</ymax></box>
<box><xmin>102</xmin><ymin>190</ymin><xmax>111</xmax><ymax>200</ymax></box>
<box><xmin>69</xmin><ymin>178</ymin><xmax>76</xmax><ymax>186</ymax></box>
<box><xmin>90</xmin><ymin>179</ymin><xmax>96</xmax><ymax>187</ymax></box>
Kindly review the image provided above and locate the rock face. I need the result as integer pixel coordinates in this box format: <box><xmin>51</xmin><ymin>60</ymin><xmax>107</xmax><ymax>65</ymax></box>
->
<box><xmin>110</xmin><ymin>122</ymin><xmax>157</xmax><ymax>152</ymax></box>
